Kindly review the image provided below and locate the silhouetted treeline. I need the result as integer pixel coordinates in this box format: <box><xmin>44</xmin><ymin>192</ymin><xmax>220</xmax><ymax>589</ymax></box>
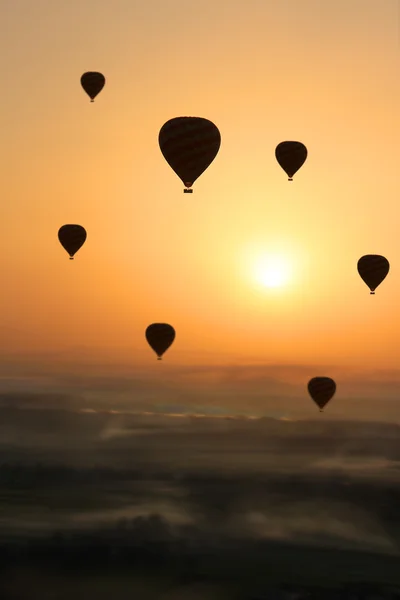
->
<box><xmin>0</xmin><ymin>514</ymin><xmax>210</xmax><ymax>575</ymax></box>
<box><xmin>0</xmin><ymin>462</ymin><xmax>147</xmax><ymax>486</ymax></box>
<box><xmin>2</xmin><ymin>463</ymin><xmax>400</xmax><ymax>548</ymax></box>
<box><xmin>1</xmin><ymin>513</ymin><xmax>400</xmax><ymax>594</ymax></box>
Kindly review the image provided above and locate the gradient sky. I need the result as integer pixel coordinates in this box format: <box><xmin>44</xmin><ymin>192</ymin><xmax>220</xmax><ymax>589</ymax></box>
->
<box><xmin>1</xmin><ymin>0</ymin><xmax>400</xmax><ymax>419</ymax></box>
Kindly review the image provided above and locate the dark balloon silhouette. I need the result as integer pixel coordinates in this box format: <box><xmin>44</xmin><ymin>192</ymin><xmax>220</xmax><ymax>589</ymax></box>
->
<box><xmin>58</xmin><ymin>225</ymin><xmax>87</xmax><ymax>260</ymax></box>
<box><xmin>159</xmin><ymin>117</ymin><xmax>221</xmax><ymax>193</ymax></box>
<box><xmin>308</xmin><ymin>377</ymin><xmax>336</xmax><ymax>412</ymax></box>
<box><xmin>145</xmin><ymin>323</ymin><xmax>175</xmax><ymax>360</ymax></box>
<box><xmin>275</xmin><ymin>141</ymin><xmax>307</xmax><ymax>181</ymax></box>
<box><xmin>80</xmin><ymin>72</ymin><xmax>105</xmax><ymax>102</ymax></box>
<box><xmin>357</xmin><ymin>255</ymin><xmax>390</xmax><ymax>295</ymax></box>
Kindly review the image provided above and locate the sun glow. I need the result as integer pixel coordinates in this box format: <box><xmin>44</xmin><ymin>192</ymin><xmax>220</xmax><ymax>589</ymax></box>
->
<box><xmin>238</xmin><ymin>240</ymin><xmax>308</xmax><ymax>301</ymax></box>
<box><xmin>253</xmin><ymin>254</ymin><xmax>292</xmax><ymax>289</ymax></box>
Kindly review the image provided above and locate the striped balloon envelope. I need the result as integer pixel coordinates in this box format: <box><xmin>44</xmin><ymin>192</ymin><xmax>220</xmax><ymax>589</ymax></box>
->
<box><xmin>275</xmin><ymin>141</ymin><xmax>307</xmax><ymax>181</ymax></box>
<box><xmin>357</xmin><ymin>255</ymin><xmax>390</xmax><ymax>295</ymax></box>
<box><xmin>145</xmin><ymin>323</ymin><xmax>175</xmax><ymax>360</ymax></box>
<box><xmin>80</xmin><ymin>72</ymin><xmax>105</xmax><ymax>102</ymax></box>
<box><xmin>307</xmin><ymin>377</ymin><xmax>336</xmax><ymax>412</ymax></box>
<box><xmin>58</xmin><ymin>225</ymin><xmax>87</xmax><ymax>260</ymax></box>
<box><xmin>158</xmin><ymin>117</ymin><xmax>221</xmax><ymax>193</ymax></box>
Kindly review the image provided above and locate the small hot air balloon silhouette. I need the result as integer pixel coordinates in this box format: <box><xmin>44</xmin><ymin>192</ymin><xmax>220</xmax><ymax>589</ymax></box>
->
<box><xmin>58</xmin><ymin>225</ymin><xmax>87</xmax><ymax>260</ymax></box>
<box><xmin>357</xmin><ymin>255</ymin><xmax>390</xmax><ymax>295</ymax></box>
<box><xmin>159</xmin><ymin>117</ymin><xmax>221</xmax><ymax>193</ymax></box>
<box><xmin>145</xmin><ymin>323</ymin><xmax>175</xmax><ymax>360</ymax></box>
<box><xmin>80</xmin><ymin>72</ymin><xmax>105</xmax><ymax>102</ymax></box>
<box><xmin>308</xmin><ymin>377</ymin><xmax>336</xmax><ymax>412</ymax></box>
<box><xmin>275</xmin><ymin>141</ymin><xmax>307</xmax><ymax>181</ymax></box>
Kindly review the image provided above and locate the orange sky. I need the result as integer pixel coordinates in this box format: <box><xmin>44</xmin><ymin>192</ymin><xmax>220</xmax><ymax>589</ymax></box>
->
<box><xmin>1</xmin><ymin>0</ymin><xmax>400</xmax><ymax>381</ymax></box>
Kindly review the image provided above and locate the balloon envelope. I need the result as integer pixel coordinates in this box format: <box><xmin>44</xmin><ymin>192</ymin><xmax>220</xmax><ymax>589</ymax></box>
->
<box><xmin>357</xmin><ymin>255</ymin><xmax>389</xmax><ymax>294</ymax></box>
<box><xmin>159</xmin><ymin>117</ymin><xmax>221</xmax><ymax>192</ymax></box>
<box><xmin>58</xmin><ymin>225</ymin><xmax>87</xmax><ymax>259</ymax></box>
<box><xmin>81</xmin><ymin>72</ymin><xmax>105</xmax><ymax>101</ymax></box>
<box><xmin>145</xmin><ymin>323</ymin><xmax>175</xmax><ymax>360</ymax></box>
<box><xmin>308</xmin><ymin>377</ymin><xmax>336</xmax><ymax>411</ymax></box>
<box><xmin>275</xmin><ymin>141</ymin><xmax>307</xmax><ymax>180</ymax></box>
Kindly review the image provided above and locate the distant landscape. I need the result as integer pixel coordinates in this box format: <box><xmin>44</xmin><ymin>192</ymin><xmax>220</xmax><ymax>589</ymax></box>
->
<box><xmin>1</xmin><ymin>405</ymin><xmax>400</xmax><ymax>597</ymax></box>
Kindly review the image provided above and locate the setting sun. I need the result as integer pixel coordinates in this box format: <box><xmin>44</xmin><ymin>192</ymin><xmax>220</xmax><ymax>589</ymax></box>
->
<box><xmin>253</xmin><ymin>254</ymin><xmax>291</xmax><ymax>288</ymax></box>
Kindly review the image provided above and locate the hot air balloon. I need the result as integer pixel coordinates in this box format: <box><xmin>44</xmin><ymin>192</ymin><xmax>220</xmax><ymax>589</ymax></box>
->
<box><xmin>58</xmin><ymin>225</ymin><xmax>87</xmax><ymax>260</ymax></box>
<box><xmin>357</xmin><ymin>255</ymin><xmax>390</xmax><ymax>295</ymax></box>
<box><xmin>159</xmin><ymin>117</ymin><xmax>221</xmax><ymax>193</ymax></box>
<box><xmin>145</xmin><ymin>323</ymin><xmax>175</xmax><ymax>360</ymax></box>
<box><xmin>80</xmin><ymin>72</ymin><xmax>105</xmax><ymax>102</ymax></box>
<box><xmin>307</xmin><ymin>377</ymin><xmax>336</xmax><ymax>412</ymax></box>
<box><xmin>275</xmin><ymin>141</ymin><xmax>307</xmax><ymax>181</ymax></box>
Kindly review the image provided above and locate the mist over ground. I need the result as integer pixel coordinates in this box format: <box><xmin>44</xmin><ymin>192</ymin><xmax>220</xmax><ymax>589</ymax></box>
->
<box><xmin>1</xmin><ymin>391</ymin><xmax>400</xmax><ymax>598</ymax></box>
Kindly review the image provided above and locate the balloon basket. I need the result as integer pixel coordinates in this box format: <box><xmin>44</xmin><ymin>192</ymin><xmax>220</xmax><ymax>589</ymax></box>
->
<box><xmin>184</xmin><ymin>189</ymin><xmax>193</xmax><ymax>193</ymax></box>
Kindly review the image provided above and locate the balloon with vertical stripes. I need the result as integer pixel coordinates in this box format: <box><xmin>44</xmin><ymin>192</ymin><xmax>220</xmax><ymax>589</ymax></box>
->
<box><xmin>159</xmin><ymin>117</ymin><xmax>221</xmax><ymax>193</ymax></box>
<box><xmin>145</xmin><ymin>323</ymin><xmax>175</xmax><ymax>360</ymax></box>
<box><xmin>357</xmin><ymin>255</ymin><xmax>390</xmax><ymax>295</ymax></box>
<box><xmin>275</xmin><ymin>141</ymin><xmax>307</xmax><ymax>181</ymax></box>
<box><xmin>58</xmin><ymin>225</ymin><xmax>87</xmax><ymax>260</ymax></box>
<box><xmin>307</xmin><ymin>377</ymin><xmax>336</xmax><ymax>412</ymax></box>
<box><xmin>80</xmin><ymin>72</ymin><xmax>105</xmax><ymax>102</ymax></box>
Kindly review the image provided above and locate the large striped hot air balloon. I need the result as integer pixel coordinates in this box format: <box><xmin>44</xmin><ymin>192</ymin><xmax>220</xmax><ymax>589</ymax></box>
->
<box><xmin>307</xmin><ymin>377</ymin><xmax>336</xmax><ymax>412</ymax></box>
<box><xmin>145</xmin><ymin>323</ymin><xmax>175</xmax><ymax>360</ymax></box>
<box><xmin>58</xmin><ymin>225</ymin><xmax>87</xmax><ymax>260</ymax></box>
<box><xmin>357</xmin><ymin>255</ymin><xmax>390</xmax><ymax>295</ymax></box>
<box><xmin>80</xmin><ymin>72</ymin><xmax>105</xmax><ymax>102</ymax></box>
<box><xmin>158</xmin><ymin>117</ymin><xmax>221</xmax><ymax>193</ymax></box>
<box><xmin>275</xmin><ymin>141</ymin><xmax>307</xmax><ymax>181</ymax></box>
